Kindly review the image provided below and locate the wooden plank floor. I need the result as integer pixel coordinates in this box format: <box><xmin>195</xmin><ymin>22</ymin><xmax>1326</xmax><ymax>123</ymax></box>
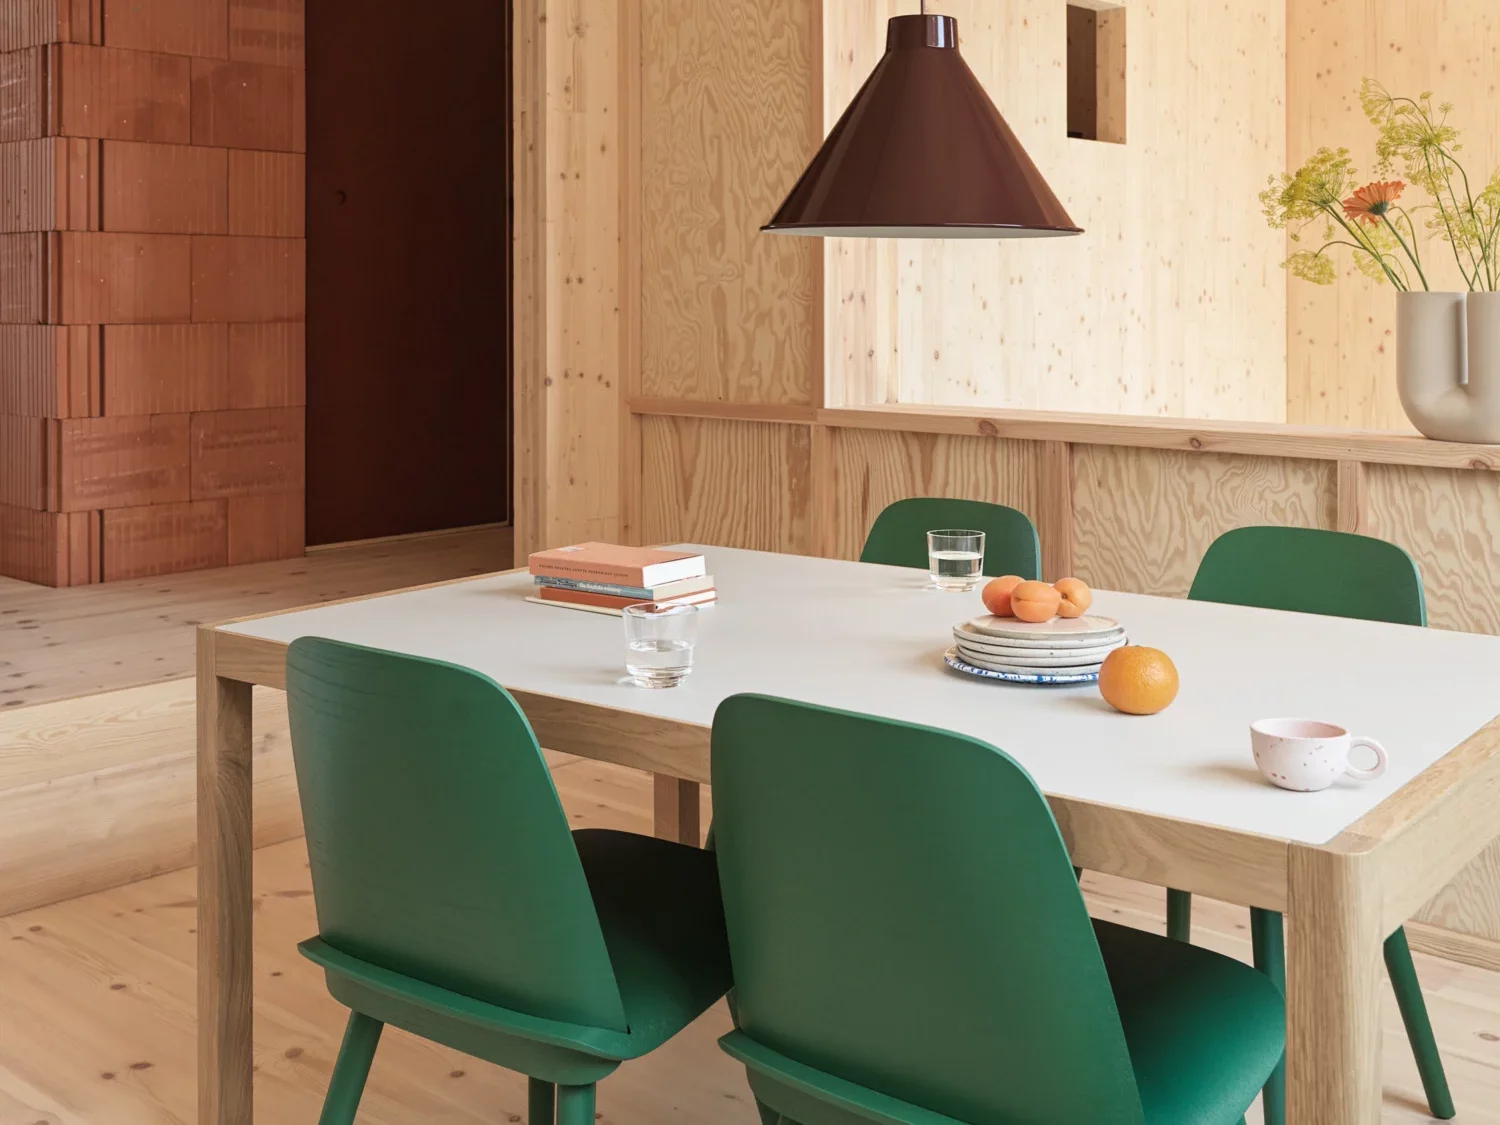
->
<box><xmin>0</xmin><ymin>525</ymin><xmax>513</xmax><ymax>709</ymax></box>
<box><xmin>1</xmin><ymin>756</ymin><xmax>1498</xmax><ymax>1124</ymax></box>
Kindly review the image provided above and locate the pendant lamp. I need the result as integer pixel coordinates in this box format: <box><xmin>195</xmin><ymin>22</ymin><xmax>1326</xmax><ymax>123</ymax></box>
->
<box><xmin>764</xmin><ymin>7</ymin><xmax>1081</xmax><ymax>238</ymax></box>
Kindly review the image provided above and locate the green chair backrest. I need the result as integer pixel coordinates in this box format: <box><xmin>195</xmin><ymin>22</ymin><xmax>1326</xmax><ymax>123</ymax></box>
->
<box><xmin>1188</xmin><ymin>526</ymin><xmax>1426</xmax><ymax>626</ymax></box>
<box><xmin>285</xmin><ymin>637</ymin><xmax>629</xmax><ymax>1033</ymax></box>
<box><xmin>710</xmin><ymin>694</ymin><xmax>1145</xmax><ymax>1125</ymax></box>
<box><xmin>859</xmin><ymin>497</ymin><xmax>1041</xmax><ymax>580</ymax></box>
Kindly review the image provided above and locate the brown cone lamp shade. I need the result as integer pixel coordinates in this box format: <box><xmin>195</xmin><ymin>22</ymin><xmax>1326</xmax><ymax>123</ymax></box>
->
<box><xmin>764</xmin><ymin>14</ymin><xmax>1081</xmax><ymax>238</ymax></box>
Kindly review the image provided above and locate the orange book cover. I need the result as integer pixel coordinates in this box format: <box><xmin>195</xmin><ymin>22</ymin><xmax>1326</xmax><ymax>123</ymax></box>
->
<box><xmin>537</xmin><ymin>585</ymin><xmax>717</xmax><ymax>611</ymax></box>
<box><xmin>528</xmin><ymin>542</ymin><xmax>705</xmax><ymax>586</ymax></box>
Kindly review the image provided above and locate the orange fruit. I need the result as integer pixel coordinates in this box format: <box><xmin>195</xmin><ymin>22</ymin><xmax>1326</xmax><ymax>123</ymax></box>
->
<box><xmin>1054</xmin><ymin>577</ymin><xmax>1093</xmax><ymax>619</ymax></box>
<box><xmin>981</xmin><ymin>575</ymin><xmax>1024</xmax><ymax>617</ymax></box>
<box><xmin>1099</xmin><ymin>646</ymin><xmax>1179</xmax><ymax>715</ymax></box>
<box><xmin>1010</xmin><ymin>580</ymin><xmax>1062</xmax><ymax>623</ymax></box>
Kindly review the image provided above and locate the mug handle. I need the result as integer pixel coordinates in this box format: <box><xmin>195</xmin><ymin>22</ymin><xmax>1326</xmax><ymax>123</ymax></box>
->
<box><xmin>1346</xmin><ymin>736</ymin><xmax>1389</xmax><ymax>782</ymax></box>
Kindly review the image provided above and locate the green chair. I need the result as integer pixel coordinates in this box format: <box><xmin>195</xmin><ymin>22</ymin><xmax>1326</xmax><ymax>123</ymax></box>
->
<box><xmin>1169</xmin><ymin>525</ymin><xmax>1453</xmax><ymax>1123</ymax></box>
<box><xmin>860</xmin><ymin>497</ymin><xmax>1041</xmax><ymax>579</ymax></box>
<box><xmin>711</xmin><ymin>694</ymin><xmax>1286</xmax><ymax>1125</ymax></box>
<box><xmin>285</xmin><ymin>637</ymin><xmax>732</xmax><ymax>1125</ymax></box>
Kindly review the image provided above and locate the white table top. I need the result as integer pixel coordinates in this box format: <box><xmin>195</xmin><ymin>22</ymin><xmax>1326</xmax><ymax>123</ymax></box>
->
<box><xmin>226</xmin><ymin>546</ymin><xmax>1500</xmax><ymax>845</ymax></box>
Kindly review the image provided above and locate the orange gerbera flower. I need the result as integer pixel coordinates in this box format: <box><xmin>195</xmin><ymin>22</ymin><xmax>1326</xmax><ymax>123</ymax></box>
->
<box><xmin>1342</xmin><ymin>180</ymin><xmax>1405</xmax><ymax>225</ymax></box>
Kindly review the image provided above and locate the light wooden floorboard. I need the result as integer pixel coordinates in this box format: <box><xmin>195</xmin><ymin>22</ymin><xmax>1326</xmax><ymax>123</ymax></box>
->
<box><xmin>0</xmin><ymin>525</ymin><xmax>513</xmax><ymax>710</ymax></box>
<box><xmin>0</xmin><ymin>756</ymin><xmax>1496</xmax><ymax>1124</ymax></box>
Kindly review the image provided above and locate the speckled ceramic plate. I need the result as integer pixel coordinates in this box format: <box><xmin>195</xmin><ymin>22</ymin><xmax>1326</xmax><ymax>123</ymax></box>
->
<box><xmin>943</xmin><ymin>647</ymin><xmax>1100</xmax><ymax>685</ymax></box>
<box><xmin>954</xmin><ymin>642</ymin><xmax>1111</xmax><ymax>670</ymax></box>
<box><xmin>964</xmin><ymin>614</ymin><xmax>1123</xmax><ymax>643</ymax></box>
<box><xmin>953</xmin><ymin>624</ymin><xmax>1127</xmax><ymax>661</ymax></box>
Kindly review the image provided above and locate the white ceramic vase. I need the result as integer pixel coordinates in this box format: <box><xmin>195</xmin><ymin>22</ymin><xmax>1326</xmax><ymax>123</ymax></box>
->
<box><xmin>1397</xmin><ymin>290</ymin><xmax>1500</xmax><ymax>443</ymax></box>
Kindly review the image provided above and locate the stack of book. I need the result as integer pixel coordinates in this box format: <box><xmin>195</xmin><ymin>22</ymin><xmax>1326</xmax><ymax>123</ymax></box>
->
<box><xmin>526</xmin><ymin>542</ymin><xmax>715</xmax><ymax>615</ymax></box>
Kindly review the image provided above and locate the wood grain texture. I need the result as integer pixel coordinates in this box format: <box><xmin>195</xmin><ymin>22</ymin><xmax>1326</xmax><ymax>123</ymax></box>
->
<box><xmin>1071</xmin><ymin>444</ymin><xmax>1337</xmax><ymax>596</ymax></box>
<box><xmin>825</xmin><ymin>426</ymin><xmax>1040</xmax><ymax>561</ymax></box>
<box><xmin>0</xmin><ymin>325</ymin><xmax>98</xmax><ymax>417</ymax></box>
<box><xmin>639</xmin><ymin>0</ymin><xmax>819</xmax><ymax>405</ymax></box>
<box><xmin>1364</xmin><ymin>463</ymin><xmax>1500</xmax><ymax>636</ymax></box>
<box><xmin>54</xmin><ymin>413</ymin><xmax>191</xmax><ymax>511</ymax></box>
<box><xmin>1038</xmin><ymin>440</ymin><xmax>1074</xmax><ymax>580</ymax></box>
<box><xmin>1287</xmin><ymin>0</ymin><xmax>1500</xmax><ymax>430</ymax></box>
<box><xmin>101</xmin><ymin>140</ymin><xmax>227</xmax><ymax>234</ymax></box>
<box><xmin>1405</xmin><ymin>919</ymin><xmax>1500</xmax><ymax>975</ymax></box>
<box><xmin>509</xmin><ymin>0</ymin><xmax>544</xmax><ymax>559</ymax></box>
<box><xmin>102</xmin><ymin>499</ymin><xmax>228</xmax><ymax>579</ymax></box>
<box><xmin>0</xmin><ymin>679</ymin><xmax>299</xmax><ymax>918</ymax></box>
<box><xmin>639</xmin><ymin>416</ymin><xmax>812</xmax><ymax>554</ymax></box>
<box><xmin>824</xmin><ymin>0</ymin><xmax>1287</xmax><ymax>421</ymax></box>
<box><xmin>102</xmin><ymin>323</ymin><xmax>230</xmax><ymax>414</ymax></box>
<box><xmin>1336</xmin><ymin>458</ymin><xmax>1368</xmax><ymax>535</ymax></box>
<box><xmin>652</xmin><ymin>775</ymin><xmax>701</xmax><ymax>845</ymax></box>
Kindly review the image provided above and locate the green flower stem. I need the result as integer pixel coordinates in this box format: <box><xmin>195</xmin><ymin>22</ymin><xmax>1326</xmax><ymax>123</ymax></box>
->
<box><xmin>1324</xmin><ymin>205</ymin><xmax>1408</xmax><ymax>290</ymax></box>
<box><xmin>1380</xmin><ymin>212</ymin><xmax>1430</xmax><ymax>290</ymax></box>
<box><xmin>1425</xmin><ymin>149</ymin><xmax>1481</xmax><ymax>289</ymax></box>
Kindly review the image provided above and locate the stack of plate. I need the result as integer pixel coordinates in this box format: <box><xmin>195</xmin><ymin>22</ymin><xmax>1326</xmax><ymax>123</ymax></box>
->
<box><xmin>945</xmin><ymin>614</ymin><xmax>1126</xmax><ymax>684</ymax></box>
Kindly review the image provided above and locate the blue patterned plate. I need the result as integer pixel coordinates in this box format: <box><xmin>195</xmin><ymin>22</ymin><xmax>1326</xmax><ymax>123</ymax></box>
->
<box><xmin>943</xmin><ymin>646</ymin><xmax>1100</xmax><ymax>685</ymax></box>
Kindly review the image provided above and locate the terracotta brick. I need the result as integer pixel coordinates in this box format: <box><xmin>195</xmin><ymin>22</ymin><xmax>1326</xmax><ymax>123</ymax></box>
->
<box><xmin>227</xmin><ymin>321</ymin><xmax>301</xmax><ymax>407</ymax></box>
<box><xmin>62</xmin><ymin>506</ymin><xmax>99</xmax><ymax>581</ymax></box>
<box><xmin>55</xmin><ymin>412</ymin><xmax>191</xmax><ymax>510</ymax></box>
<box><xmin>0</xmin><ymin>1</ymin><xmax>101</xmax><ymax>52</ymax></box>
<box><xmin>191</xmin><ymin>57</ymin><xmax>303</xmax><ymax>151</ymax></box>
<box><xmin>54</xmin><ymin>44</ymin><xmax>192</xmax><ymax>142</ymax></box>
<box><xmin>0</xmin><ymin>138</ymin><xmax>93</xmax><ymax>231</ymax></box>
<box><xmin>0</xmin><ymin>504</ymin><xmax>98</xmax><ymax>585</ymax></box>
<box><xmin>102</xmin><ymin>323</ymin><xmax>229</xmax><ymax>414</ymax></box>
<box><xmin>0</xmin><ymin>414</ymin><xmax>48</xmax><ymax>508</ymax></box>
<box><xmin>191</xmin><ymin>235</ymin><xmax>303</xmax><ymax>322</ymax></box>
<box><xmin>102</xmin><ymin>0</ymin><xmax>227</xmax><ymax>58</ymax></box>
<box><xmin>57</xmin><ymin>231</ymin><xmax>193</xmax><ymax>324</ymax></box>
<box><xmin>229</xmin><ymin>0</ymin><xmax>302</xmax><ymax>67</ymax></box>
<box><xmin>102</xmin><ymin>498</ymin><xmax>227</xmax><ymax>578</ymax></box>
<box><xmin>102</xmin><ymin>141</ymin><xmax>227</xmax><ymax>234</ymax></box>
<box><xmin>0</xmin><ymin>323</ymin><xmax>100</xmax><ymax>415</ymax></box>
<box><xmin>0</xmin><ymin>233</ymin><xmax>45</xmax><ymax>323</ymax></box>
<box><xmin>227</xmin><ymin>149</ymin><xmax>302</xmax><ymax>236</ymax></box>
<box><xmin>0</xmin><ymin>47</ymin><xmax>45</xmax><ymax>141</ymax></box>
<box><xmin>226</xmin><ymin>488</ymin><xmax>301</xmax><ymax>563</ymax></box>
<box><xmin>190</xmin><ymin>405</ymin><xmax>302</xmax><ymax>498</ymax></box>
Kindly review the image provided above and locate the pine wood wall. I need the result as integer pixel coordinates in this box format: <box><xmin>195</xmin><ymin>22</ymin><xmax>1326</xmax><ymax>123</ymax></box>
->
<box><xmin>0</xmin><ymin>0</ymin><xmax>306</xmax><ymax>586</ymax></box>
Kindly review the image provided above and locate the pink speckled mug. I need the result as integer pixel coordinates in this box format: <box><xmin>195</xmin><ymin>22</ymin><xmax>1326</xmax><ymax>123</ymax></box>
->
<box><xmin>1250</xmin><ymin>719</ymin><xmax>1389</xmax><ymax>793</ymax></box>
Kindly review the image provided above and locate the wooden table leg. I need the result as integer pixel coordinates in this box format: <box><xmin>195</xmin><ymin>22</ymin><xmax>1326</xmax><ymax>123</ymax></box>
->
<box><xmin>1286</xmin><ymin>841</ymin><xmax>1384</xmax><ymax>1124</ymax></box>
<box><xmin>198</xmin><ymin>631</ymin><xmax>255</xmax><ymax>1125</ymax></box>
<box><xmin>653</xmin><ymin>774</ymin><xmax>701</xmax><ymax>845</ymax></box>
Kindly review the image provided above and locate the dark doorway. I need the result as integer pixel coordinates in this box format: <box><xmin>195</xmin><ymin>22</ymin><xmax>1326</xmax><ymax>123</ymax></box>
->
<box><xmin>306</xmin><ymin>0</ymin><xmax>511</xmax><ymax>545</ymax></box>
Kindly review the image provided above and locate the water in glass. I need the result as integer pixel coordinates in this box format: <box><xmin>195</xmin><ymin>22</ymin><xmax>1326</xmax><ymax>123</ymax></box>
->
<box><xmin>623</xmin><ymin>602</ymin><xmax>697</xmax><ymax>688</ymax></box>
<box><xmin>927</xmin><ymin>529</ymin><xmax>986</xmax><ymax>591</ymax></box>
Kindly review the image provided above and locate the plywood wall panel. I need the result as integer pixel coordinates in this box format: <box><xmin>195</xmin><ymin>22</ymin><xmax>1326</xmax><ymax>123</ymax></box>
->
<box><xmin>1287</xmin><ymin>0</ymin><xmax>1500</xmax><ymax>430</ymax></box>
<box><xmin>825</xmin><ymin>0</ymin><xmax>1288</xmax><ymax>421</ymax></box>
<box><xmin>228</xmin><ymin>0</ymin><xmax>303</xmax><ymax>67</ymax></box>
<box><xmin>55</xmin><ymin>45</ymin><xmax>192</xmax><ymax>142</ymax></box>
<box><xmin>101</xmin><ymin>141</ymin><xmax>227</xmax><ymax>234</ymax></box>
<box><xmin>639</xmin><ymin>417</ymin><xmax>812</xmax><ymax>554</ymax></box>
<box><xmin>101</xmin><ymin>498</ymin><xmax>227</xmax><ymax>579</ymax></box>
<box><xmin>102</xmin><ymin>323</ymin><xmax>230</xmax><ymax>414</ymax></box>
<box><xmin>639</xmin><ymin>0</ymin><xmax>820</xmax><ymax>406</ymax></box>
<box><xmin>189</xmin><ymin>57</ymin><xmax>305</xmax><ymax>151</ymax></box>
<box><xmin>227</xmin><ymin>150</ymin><xmax>303</xmax><ymax>236</ymax></box>
<box><xmin>55</xmin><ymin>413</ymin><xmax>192</xmax><ymax>511</ymax></box>
<box><xmin>825</xmin><ymin>428</ymin><xmax>1040</xmax><ymax>562</ymax></box>
<box><xmin>1364</xmin><ymin>465</ymin><xmax>1500</xmax><ymax>637</ymax></box>
<box><xmin>1072</xmin><ymin>446</ymin><xmax>1337</xmax><ymax>597</ymax></box>
<box><xmin>101</xmin><ymin>0</ymin><xmax>228</xmax><ymax>58</ymax></box>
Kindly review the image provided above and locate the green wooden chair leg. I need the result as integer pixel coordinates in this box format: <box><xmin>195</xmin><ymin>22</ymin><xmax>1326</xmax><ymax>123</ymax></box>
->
<box><xmin>1385</xmin><ymin>927</ymin><xmax>1456</xmax><ymax>1119</ymax></box>
<box><xmin>556</xmin><ymin>1083</ymin><xmax>596</xmax><ymax>1125</ymax></box>
<box><xmin>754</xmin><ymin>1097</ymin><xmax>782</xmax><ymax>1125</ymax></box>
<box><xmin>1250</xmin><ymin>908</ymin><xmax>1286</xmax><ymax>1125</ymax></box>
<box><xmin>1166</xmin><ymin>888</ymin><xmax>1192</xmax><ymax>942</ymax></box>
<box><xmin>528</xmin><ymin>1077</ymin><xmax>556</xmax><ymax>1125</ymax></box>
<box><xmin>319</xmin><ymin>1011</ymin><xmax>383</xmax><ymax>1125</ymax></box>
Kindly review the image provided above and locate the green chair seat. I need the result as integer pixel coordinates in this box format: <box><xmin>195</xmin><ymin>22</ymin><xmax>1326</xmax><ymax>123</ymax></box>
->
<box><xmin>1095</xmin><ymin>920</ymin><xmax>1284</xmax><ymax>1124</ymax></box>
<box><xmin>286</xmin><ymin>638</ymin><xmax>732</xmax><ymax>1123</ymax></box>
<box><xmin>859</xmin><ymin>497</ymin><xmax>1041</xmax><ymax>580</ymax></box>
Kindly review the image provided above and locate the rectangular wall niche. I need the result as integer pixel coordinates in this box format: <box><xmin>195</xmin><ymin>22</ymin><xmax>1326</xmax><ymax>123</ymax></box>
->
<box><xmin>1066</xmin><ymin>3</ymin><xmax>1127</xmax><ymax>144</ymax></box>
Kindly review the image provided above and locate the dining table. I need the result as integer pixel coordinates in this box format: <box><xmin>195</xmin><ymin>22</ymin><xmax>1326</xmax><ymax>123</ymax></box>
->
<box><xmin>196</xmin><ymin>545</ymin><xmax>1500</xmax><ymax>1125</ymax></box>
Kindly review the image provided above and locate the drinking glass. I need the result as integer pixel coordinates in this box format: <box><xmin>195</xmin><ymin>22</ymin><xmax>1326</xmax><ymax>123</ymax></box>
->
<box><xmin>927</xmin><ymin>529</ymin><xmax>985</xmax><ymax>591</ymax></box>
<box><xmin>623</xmin><ymin>602</ymin><xmax>698</xmax><ymax>688</ymax></box>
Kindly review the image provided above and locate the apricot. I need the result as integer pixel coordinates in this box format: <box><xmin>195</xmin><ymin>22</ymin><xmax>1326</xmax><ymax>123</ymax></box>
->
<box><xmin>981</xmin><ymin>575</ymin><xmax>1025</xmax><ymax>617</ymax></box>
<box><xmin>1010</xmin><ymin>580</ymin><xmax>1062</xmax><ymax>623</ymax></box>
<box><xmin>1054</xmin><ymin>577</ymin><xmax>1093</xmax><ymax>619</ymax></box>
